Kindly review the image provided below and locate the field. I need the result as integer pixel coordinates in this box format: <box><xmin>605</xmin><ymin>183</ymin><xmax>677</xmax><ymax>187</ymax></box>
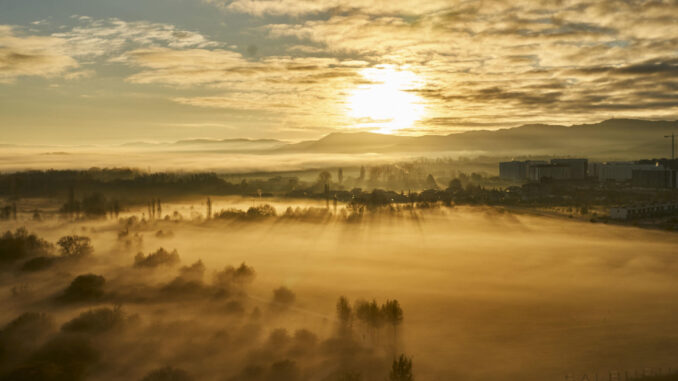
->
<box><xmin>2</xmin><ymin>199</ymin><xmax>677</xmax><ymax>380</ymax></box>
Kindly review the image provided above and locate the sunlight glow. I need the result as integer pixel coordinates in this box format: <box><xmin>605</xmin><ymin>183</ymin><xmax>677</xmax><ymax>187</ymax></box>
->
<box><xmin>346</xmin><ymin>65</ymin><xmax>427</xmax><ymax>134</ymax></box>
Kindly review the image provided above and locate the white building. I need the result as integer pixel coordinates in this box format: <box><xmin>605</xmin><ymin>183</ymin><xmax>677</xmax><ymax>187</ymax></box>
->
<box><xmin>610</xmin><ymin>202</ymin><xmax>678</xmax><ymax>220</ymax></box>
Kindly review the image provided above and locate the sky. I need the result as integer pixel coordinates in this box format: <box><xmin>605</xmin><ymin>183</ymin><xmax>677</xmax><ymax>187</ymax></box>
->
<box><xmin>1</xmin><ymin>0</ymin><xmax>677</xmax><ymax>144</ymax></box>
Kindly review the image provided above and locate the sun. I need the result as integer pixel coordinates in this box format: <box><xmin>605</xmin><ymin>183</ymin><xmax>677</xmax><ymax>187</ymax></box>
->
<box><xmin>346</xmin><ymin>65</ymin><xmax>427</xmax><ymax>134</ymax></box>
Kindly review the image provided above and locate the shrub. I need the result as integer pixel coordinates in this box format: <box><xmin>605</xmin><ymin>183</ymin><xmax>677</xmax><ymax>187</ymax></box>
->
<box><xmin>59</xmin><ymin>274</ymin><xmax>106</xmax><ymax>303</ymax></box>
<box><xmin>61</xmin><ymin>307</ymin><xmax>125</xmax><ymax>334</ymax></box>
<box><xmin>272</xmin><ymin>287</ymin><xmax>296</xmax><ymax>306</ymax></box>
<box><xmin>20</xmin><ymin>256</ymin><xmax>57</xmax><ymax>272</ymax></box>
<box><xmin>0</xmin><ymin>228</ymin><xmax>53</xmax><ymax>265</ymax></box>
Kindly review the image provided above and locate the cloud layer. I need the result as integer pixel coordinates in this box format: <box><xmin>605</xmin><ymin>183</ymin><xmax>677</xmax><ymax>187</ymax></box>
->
<box><xmin>2</xmin><ymin>0</ymin><xmax>678</xmax><ymax>138</ymax></box>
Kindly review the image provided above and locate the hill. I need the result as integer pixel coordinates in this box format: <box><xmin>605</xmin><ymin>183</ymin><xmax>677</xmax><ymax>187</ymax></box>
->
<box><xmin>277</xmin><ymin>119</ymin><xmax>678</xmax><ymax>159</ymax></box>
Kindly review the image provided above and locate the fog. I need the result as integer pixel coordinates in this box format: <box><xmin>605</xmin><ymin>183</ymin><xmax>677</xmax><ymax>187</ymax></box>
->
<box><xmin>0</xmin><ymin>147</ymin><xmax>490</xmax><ymax>174</ymax></box>
<box><xmin>1</xmin><ymin>201</ymin><xmax>678</xmax><ymax>380</ymax></box>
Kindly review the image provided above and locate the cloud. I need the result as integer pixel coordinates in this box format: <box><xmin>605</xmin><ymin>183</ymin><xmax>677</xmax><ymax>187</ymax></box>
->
<box><xmin>0</xmin><ymin>26</ymin><xmax>79</xmax><ymax>83</ymax></box>
<box><xmin>207</xmin><ymin>0</ymin><xmax>453</xmax><ymax>16</ymax></box>
<box><xmin>1</xmin><ymin>17</ymin><xmax>220</xmax><ymax>84</ymax></box>
<box><xmin>52</xmin><ymin>17</ymin><xmax>219</xmax><ymax>58</ymax></box>
<box><xmin>7</xmin><ymin>1</ymin><xmax>678</xmax><ymax>135</ymax></box>
<box><xmin>238</xmin><ymin>0</ymin><xmax>678</xmax><ymax>129</ymax></box>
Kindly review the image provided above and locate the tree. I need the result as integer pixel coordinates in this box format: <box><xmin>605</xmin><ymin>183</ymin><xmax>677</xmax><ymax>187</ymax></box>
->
<box><xmin>81</xmin><ymin>193</ymin><xmax>107</xmax><ymax>217</ymax></box>
<box><xmin>336</xmin><ymin>296</ymin><xmax>352</xmax><ymax>335</ymax></box>
<box><xmin>338</xmin><ymin>168</ymin><xmax>344</xmax><ymax>185</ymax></box>
<box><xmin>60</xmin><ymin>274</ymin><xmax>106</xmax><ymax>302</ymax></box>
<box><xmin>425</xmin><ymin>174</ymin><xmax>438</xmax><ymax>190</ymax></box>
<box><xmin>389</xmin><ymin>354</ymin><xmax>413</xmax><ymax>381</ymax></box>
<box><xmin>355</xmin><ymin>299</ymin><xmax>383</xmax><ymax>339</ymax></box>
<box><xmin>57</xmin><ymin>235</ymin><xmax>94</xmax><ymax>258</ymax></box>
<box><xmin>318</xmin><ymin>171</ymin><xmax>331</xmax><ymax>185</ymax></box>
<box><xmin>448</xmin><ymin>178</ymin><xmax>463</xmax><ymax>193</ymax></box>
<box><xmin>381</xmin><ymin>299</ymin><xmax>403</xmax><ymax>341</ymax></box>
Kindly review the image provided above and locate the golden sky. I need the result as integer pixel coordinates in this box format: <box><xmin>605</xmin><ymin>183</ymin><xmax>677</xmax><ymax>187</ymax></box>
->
<box><xmin>1</xmin><ymin>0</ymin><xmax>677</xmax><ymax>144</ymax></box>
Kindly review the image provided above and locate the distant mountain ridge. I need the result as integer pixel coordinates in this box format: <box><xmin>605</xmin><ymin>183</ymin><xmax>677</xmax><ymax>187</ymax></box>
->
<box><xmin>276</xmin><ymin>119</ymin><xmax>678</xmax><ymax>159</ymax></box>
<box><xmin>12</xmin><ymin>119</ymin><xmax>677</xmax><ymax>160</ymax></box>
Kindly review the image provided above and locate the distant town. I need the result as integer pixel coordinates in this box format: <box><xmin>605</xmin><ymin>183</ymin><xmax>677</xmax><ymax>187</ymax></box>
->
<box><xmin>499</xmin><ymin>155</ymin><xmax>678</xmax><ymax>224</ymax></box>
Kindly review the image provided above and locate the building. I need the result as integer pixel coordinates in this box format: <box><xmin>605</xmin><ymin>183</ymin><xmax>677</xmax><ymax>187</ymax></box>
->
<box><xmin>500</xmin><ymin>158</ymin><xmax>588</xmax><ymax>182</ymax></box>
<box><xmin>551</xmin><ymin>158</ymin><xmax>588</xmax><ymax>179</ymax></box>
<box><xmin>610</xmin><ymin>202</ymin><xmax>678</xmax><ymax>220</ymax></box>
<box><xmin>597</xmin><ymin>162</ymin><xmax>661</xmax><ymax>182</ymax></box>
<box><xmin>499</xmin><ymin>160</ymin><xmax>546</xmax><ymax>181</ymax></box>
<box><xmin>631</xmin><ymin>167</ymin><xmax>677</xmax><ymax>188</ymax></box>
<box><xmin>528</xmin><ymin>164</ymin><xmax>572</xmax><ymax>181</ymax></box>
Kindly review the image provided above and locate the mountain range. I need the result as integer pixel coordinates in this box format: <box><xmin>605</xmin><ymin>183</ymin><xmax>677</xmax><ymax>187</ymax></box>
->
<box><xmin>11</xmin><ymin>119</ymin><xmax>675</xmax><ymax>160</ymax></box>
<box><xmin>277</xmin><ymin>119</ymin><xmax>678</xmax><ymax>159</ymax></box>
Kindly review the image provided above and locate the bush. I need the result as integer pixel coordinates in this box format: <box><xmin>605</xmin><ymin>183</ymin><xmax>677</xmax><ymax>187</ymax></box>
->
<box><xmin>0</xmin><ymin>228</ymin><xmax>53</xmax><ymax>265</ymax></box>
<box><xmin>59</xmin><ymin>274</ymin><xmax>106</xmax><ymax>303</ymax></box>
<box><xmin>0</xmin><ymin>312</ymin><xmax>54</xmax><ymax>360</ymax></box>
<box><xmin>20</xmin><ymin>256</ymin><xmax>57</xmax><ymax>272</ymax></box>
<box><xmin>247</xmin><ymin>204</ymin><xmax>277</xmax><ymax>218</ymax></box>
<box><xmin>272</xmin><ymin>287</ymin><xmax>295</xmax><ymax>306</ymax></box>
<box><xmin>4</xmin><ymin>335</ymin><xmax>99</xmax><ymax>381</ymax></box>
<box><xmin>178</xmin><ymin>260</ymin><xmax>205</xmax><ymax>282</ymax></box>
<box><xmin>61</xmin><ymin>307</ymin><xmax>125</xmax><ymax>334</ymax></box>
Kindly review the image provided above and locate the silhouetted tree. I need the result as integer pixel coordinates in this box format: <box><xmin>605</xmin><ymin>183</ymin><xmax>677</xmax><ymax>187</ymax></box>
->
<box><xmin>381</xmin><ymin>299</ymin><xmax>404</xmax><ymax>349</ymax></box>
<box><xmin>206</xmin><ymin>197</ymin><xmax>212</xmax><ymax>219</ymax></box>
<box><xmin>389</xmin><ymin>355</ymin><xmax>413</xmax><ymax>381</ymax></box>
<box><xmin>134</xmin><ymin>248</ymin><xmax>180</xmax><ymax>268</ymax></box>
<box><xmin>61</xmin><ymin>306</ymin><xmax>125</xmax><ymax>334</ymax></box>
<box><xmin>355</xmin><ymin>299</ymin><xmax>383</xmax><ymax>340</ymax></box>
<box><xmin>338</xmin><ymin>168</ymin><xmax>344</xmax><ymax>185</ymax></box>
<box><xmin>59</xmin><ymin>274</ymin><xmax>106</xmax><ymax>303</ymax></box>
<box><xmin>0</xmin><ymin>228</ymin><xmax>53</xmax><ymax>265</ymax></box>
<box><xmin>336</xmin><ymin>296</ymin><xmax>352</xmax><ymax>336</ymax></box>
<box><xmin>57</xmin><ymin>235</ymin><xmax>94</xmax><ymax>258</ymax></box>
<box><xmin>272</xmin><ymin>286</ymin><xmax>296</xmax><ymax>307</ymax></box>
<box><xmin>425</xmin><ymin>174</ymin><xmax>438</xmax><ymax>190</ymax></box>
<box><xmin>448</xmin><ymin>178</ymin><xmax>463</xmax><ymax>193</ymax></box>
<box><xmin>81</xmin><ymin>193</ymin><xmax>107</xmax><ymax>217</ymax></box>
<box><xmin>318</xmin><ymin>171</ymin><xmax>332</xmax><ymax>186</ymax></box>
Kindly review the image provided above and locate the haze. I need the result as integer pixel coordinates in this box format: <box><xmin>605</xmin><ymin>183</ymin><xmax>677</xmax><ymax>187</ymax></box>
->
<box><xmin>2</xmin><ymin>1</ymin><xmax>678</xmax><ymax>380</ymax></box>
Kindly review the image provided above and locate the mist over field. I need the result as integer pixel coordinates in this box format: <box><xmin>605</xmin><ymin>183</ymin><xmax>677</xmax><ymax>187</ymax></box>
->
<box><xmin>2</xmin><ymin>200</ymin><xmax>678</xmax><ymax>381</ymax></box>
<box><xmin>3</xmin><ymin>0</ymin><xmax>678</xmax><ymax>378</ymax></box>
<box><xmin>0</xmin><ymin>146</ymin><xmax>490</xmax><ymax>174</ymax></box>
